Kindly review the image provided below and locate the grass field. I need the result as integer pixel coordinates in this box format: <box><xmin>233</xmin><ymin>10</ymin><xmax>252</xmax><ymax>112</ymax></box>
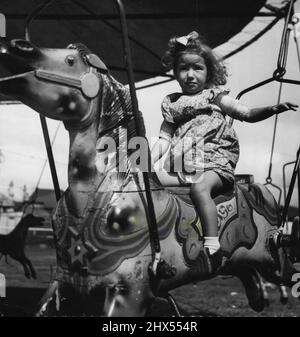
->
<box><xmin>0</xmin><ymin>245</ymin><xmax>299</xmax><ymax>317</ymax></box>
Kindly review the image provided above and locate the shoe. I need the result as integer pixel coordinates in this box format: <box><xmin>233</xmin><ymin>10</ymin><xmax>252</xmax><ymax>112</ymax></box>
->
<box><xmin>190</xmin><ymin>247</ymin><xmax>223</xmax><ymax>277</ymax></box>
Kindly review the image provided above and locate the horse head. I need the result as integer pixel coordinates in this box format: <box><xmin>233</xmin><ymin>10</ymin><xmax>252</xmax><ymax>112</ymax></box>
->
<box><xmin>0</xmin><ymin>37</ymin><xmax>107</xmax><ymax>128</ymax></box>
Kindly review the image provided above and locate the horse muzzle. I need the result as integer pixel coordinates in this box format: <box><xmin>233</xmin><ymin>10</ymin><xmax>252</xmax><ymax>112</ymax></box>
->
<box><xmin>0</xmin><ymin>38</ymin><xmax>36</xmax><ymax>77</ymax></box>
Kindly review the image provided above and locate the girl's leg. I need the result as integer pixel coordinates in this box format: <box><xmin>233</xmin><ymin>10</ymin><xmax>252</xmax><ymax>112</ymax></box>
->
<box><xmin>190</xmin><ymin>171</ymin><xmax>225</xmax><ymax>255</ymax></box>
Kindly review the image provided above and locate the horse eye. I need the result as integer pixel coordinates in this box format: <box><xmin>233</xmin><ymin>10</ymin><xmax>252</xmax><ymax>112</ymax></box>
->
<box><xmin>66</xmin><ymin>55</ymin><xmax>75</xmax><ymax>66</ymax></box>
<box><xmin>11</xmin><ymin>39</ymin><xmax>34</xmax><ymax>52</ymax></box>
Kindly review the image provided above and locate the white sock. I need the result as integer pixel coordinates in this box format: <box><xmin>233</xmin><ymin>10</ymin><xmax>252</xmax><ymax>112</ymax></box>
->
<box><xmin>204</xmin><ymin>236</ymin><xmax>220</xmax><ymax>255</ymax></box>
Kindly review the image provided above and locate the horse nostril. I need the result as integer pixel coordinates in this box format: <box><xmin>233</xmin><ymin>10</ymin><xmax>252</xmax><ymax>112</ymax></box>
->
<box><xmin>11</xmin><ymin>39</ymin><xmax>34</xmax><ymax>52</ymax></box>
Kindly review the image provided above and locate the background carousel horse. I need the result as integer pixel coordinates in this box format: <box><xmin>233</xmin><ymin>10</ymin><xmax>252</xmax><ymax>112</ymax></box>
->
<box><xmin>0</xmin><ymin>213</ymin><xmax>45</xmax><ymax>279</ymax></box>
<box><xmin>0</xmin><ymin>37</ymin><xmax>299</xmax><ymax>316</ymax></box>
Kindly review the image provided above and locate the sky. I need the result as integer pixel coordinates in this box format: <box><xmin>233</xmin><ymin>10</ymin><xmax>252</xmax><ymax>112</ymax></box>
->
<box><xmin>0</xmin><ymin>3</ymin><xmax>300</xmax><ymax>207</ymax></box>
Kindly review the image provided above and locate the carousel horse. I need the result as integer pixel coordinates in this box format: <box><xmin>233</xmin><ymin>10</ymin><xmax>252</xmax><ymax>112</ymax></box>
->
<box><xmin>0</xmin><ymin>37</ymin><xmax>299</xmax><ymax>316</ymax></box>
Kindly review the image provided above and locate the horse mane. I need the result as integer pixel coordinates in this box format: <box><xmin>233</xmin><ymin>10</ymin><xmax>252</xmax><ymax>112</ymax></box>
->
<box><xmin>96</xmin><ymin>73</ymin><xmax>147</xmax><ymax>179</ymax></box>
<box><xmin>67</xmin><ymin>42</ymin><xmax>147</xmax><ymax>179</ymax></box>
<box><xmin>67</xmin><ymin>42</ymin><xmax>92</xmax><ymax>64</ymax></box>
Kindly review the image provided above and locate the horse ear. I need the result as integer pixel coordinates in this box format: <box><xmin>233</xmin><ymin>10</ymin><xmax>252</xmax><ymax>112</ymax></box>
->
<box><xmin>86</xmin><ymin>54</ymin><xmax>108</xmax><ymax>73</ymax></box>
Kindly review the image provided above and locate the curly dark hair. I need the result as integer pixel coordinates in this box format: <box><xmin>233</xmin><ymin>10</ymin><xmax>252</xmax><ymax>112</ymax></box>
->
<box><xmin>161</xmin><ymin>31</ymin><xmax>227</xmax><ymax>88</ymax></box>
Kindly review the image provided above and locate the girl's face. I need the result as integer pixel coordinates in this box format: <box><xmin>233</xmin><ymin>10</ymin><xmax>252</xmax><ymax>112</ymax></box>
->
<box><xmin>175</xmin><ymin>53</ymin><xmax>207</xmax><ymax>95</ymax></box>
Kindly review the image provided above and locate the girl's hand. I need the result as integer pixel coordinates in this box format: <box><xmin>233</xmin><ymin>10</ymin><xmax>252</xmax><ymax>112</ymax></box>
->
<box><xmin>272</xmin><ymin>102</ymin><xmax>298</xmax><ymax>114</ymax></box>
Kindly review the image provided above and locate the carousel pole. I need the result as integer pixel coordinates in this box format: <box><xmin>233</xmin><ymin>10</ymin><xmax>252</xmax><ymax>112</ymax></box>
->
<box><xmin>293</xmin><ymin>12</ymin><xmax>300</xmax><ymax>218</ymax></box>
<box><xmin>113</xmin><ymin>0</ymin><xmax>175</xmax><ymax>279</ymax></box>
<box><xmin>272</xmin><ymin>0</ymin><xmax>300</xmax><ymax>249</ymax></box>
<box><xmin>280</xmin><ymin>147</ymin><xmax>300</xmax><ymax>227</ymax></box>
<box><xmin>278</xmin><ymin>0</ymin><xmax>300</xmax><ymax>226</ymax></box>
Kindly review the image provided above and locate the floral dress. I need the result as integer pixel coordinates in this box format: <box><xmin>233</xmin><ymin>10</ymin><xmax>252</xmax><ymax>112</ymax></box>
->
<box><xmin>159</xmin><ymin>87</ymin><xmax>245</xmax><ymax>185</ymax></box>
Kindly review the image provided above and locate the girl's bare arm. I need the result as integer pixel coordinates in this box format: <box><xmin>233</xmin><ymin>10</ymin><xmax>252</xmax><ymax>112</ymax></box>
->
<box><xmin>245</xmin><ymin>102</ymin><xmax>298</xmax><ymax>123</ymax></box>
<box><xmin>217</xmin><ymin>95</ymin><xmax>298</xmax><ymax>123</ymax></box>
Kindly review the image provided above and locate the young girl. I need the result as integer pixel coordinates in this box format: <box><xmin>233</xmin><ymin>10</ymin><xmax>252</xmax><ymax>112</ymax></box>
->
<box><xmin>152</xmin><ymin>31</ymin><xmax>298</xmax><ymax>275</ymax></box>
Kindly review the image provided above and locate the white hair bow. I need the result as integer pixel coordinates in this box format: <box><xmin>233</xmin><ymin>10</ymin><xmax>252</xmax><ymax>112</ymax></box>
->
<box><xmin>176</xmin><ymin>31</ymin><xmax>199</xmax><ymax>46</ymax></box>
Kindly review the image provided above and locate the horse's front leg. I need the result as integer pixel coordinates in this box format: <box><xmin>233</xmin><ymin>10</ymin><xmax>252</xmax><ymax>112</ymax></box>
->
<box><xmin>12</xmin><ymin>256</ymin><xmax>31</xmax><ymax>279</ymax></box>
<box><xmin>24</xmin><ymin>256</ymin><xmax>37</xmax><ymax>279</ymax></box>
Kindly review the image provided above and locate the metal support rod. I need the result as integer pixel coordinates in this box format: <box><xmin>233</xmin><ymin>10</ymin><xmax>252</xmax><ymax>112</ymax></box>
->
<box><xmin>236</xmin><ymin>77</ymin><xmax>274</xmax><ymax>100</ymax></box>
<box><xmin>25</xmin><ymin>0</ymin><xmax>53</xmax><ymax>41</ymax></box>
<box><xmin>277</xmin><ymin>0</ymin><xmax>295</xmax><ymax>71</ymax></box>
<box><xmin>283</xmin><ymin>160</ymin><xmax>296</xmax><ymax>203</ymax></box>
<box><xmin>24</xmin><ymin>0</ymin><xmax>61</xmax><ymax>201</ymax></box>
<box><xmin>298</xmin><ymin>161</ymin><xmax>300</xmax><ymax>219</ymax></box>
<box><xmin>277</xmin><ymin>77</ymin><xmax>300</xmax><ymax>85</ymax></box>
<box><xmin>292</xmin><ymin>7</ymin><xmax>300</xmax><ymax>221</ymax></box>
<box><xmin>114</xmin><ymin>0</ymin><xmax>145</xmax><ymax>136</ymax></box>
<box><xmin>230</xmin><ymin>0</ymin><xmax>299</xmax><ymax>127</ymax></box>
<box><xmin>265</xmin><ymin>81</ymin><xmax>283</xmax><ymax>187</ymax></box>
<box><xmin>294</xmin><ymin>25</ymin><xmax>300</xmax><ymax>72</ymax></box>
<box><xmin>281</xmin><ymin>146</ymin><xmax>300</xmax><ymax>226</ymax></box>
<box><xmin>113</xmin><ymin>0</ymin><xmax>161</xmax><ymax>260</ymax></box>
<box><xmin>34</xmin><ymin>123</ymin><xmax>61</xmax><ymax>193</ymax></box>
<box><xmin>38</xmin><ymin>117</ymin><xmax>61</xmax><ymax>201</ymax></box>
